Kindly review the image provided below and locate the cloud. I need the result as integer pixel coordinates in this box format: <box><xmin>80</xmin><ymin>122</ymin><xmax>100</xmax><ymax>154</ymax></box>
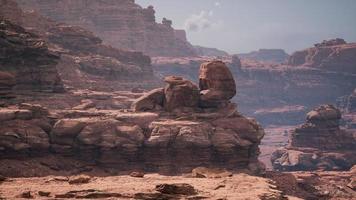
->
<box><xmin>184</xmin><ymin>10</ymin><xmax>219</xmax><ymax>32</ymax></box>
<box><xmin>215</xmin><ymin>2</ymin><xmax>221</xmax><ymax>7</ymax></box>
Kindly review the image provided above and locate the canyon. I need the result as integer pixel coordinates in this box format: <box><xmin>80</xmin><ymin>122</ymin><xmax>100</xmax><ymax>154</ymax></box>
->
<box><xmin>15</xmin><ymin>0</ymin><xmax>198</xmax><ymax>57</ymax></box>
<box><xmin>0</xmin><ymin>0</ymin><xmax>355</xmax><ymax>199</ymax></box>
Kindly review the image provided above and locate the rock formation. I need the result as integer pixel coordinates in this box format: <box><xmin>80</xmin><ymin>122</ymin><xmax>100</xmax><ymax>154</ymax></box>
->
<box><xmin>271</xmin><ymin>105</ymin><xmax>356</xmax><ymax>171</ymax></box>
<box><xmin>16</xmin><ymin>0</ymin><xmax>197</xmax><ymax>57</ymax></box>
<box><xmin>238</xmin><ymin>49</ymin><xmax>289</xmax><ymax>63</ymax></box>
<box><xmin>152</xmin><ymin>52</ymin><xmax>356</xmax><ymax>126</ymax></box>
<box><xmin>288</xmin><ymin>38</ymin><xmax>356</xmax><ymax>74</ymax></box>
<box><xmin>1</xmin><ymin>0</ymin><xmax>161</xmax><ymax>92</ymax></box>
<box><xmin>0</xmin><ymin>60</ymin><xmax>265</xmax><ymax>176</ymax></box>
<box><xmin>0</xmin><ymin>71</ymin><xmax>16</xmax><ymax>99</ymax></box>
<box><xmin>194</xmin><ymin>45</ymin><xmax>229</xmax><ymax>57</ymax></box>
<box><xmin>0</xmin><ymin>18</ymin><xmax>64</xmax><ymax>93</ymax></box>
<box><xmin>163</xmin><ymin>76</ymin><xmax>200</xmax><ymax>111</ymax></box>
<box><xmin>199</xmin><ymin>61</ymin><xmax>237</xmax><ymax>107</ymax></box>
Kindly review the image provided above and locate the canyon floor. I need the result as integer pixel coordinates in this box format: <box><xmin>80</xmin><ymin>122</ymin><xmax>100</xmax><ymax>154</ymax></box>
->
<box><xmin>1</xmin><ymin>169</ymin><xmax>355</xmax><ymax>200</ymax></box>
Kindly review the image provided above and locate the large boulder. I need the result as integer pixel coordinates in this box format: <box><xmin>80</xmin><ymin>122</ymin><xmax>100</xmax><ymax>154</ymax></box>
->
<box><xmin>199</xmin><ymin>61</ymin><xmax>236</xmax><ymax>107</ymax></box>
<box><xmin>164</xmin><ymin>76</ymin><xmax>200</xmax><ymax>111</ymax></box>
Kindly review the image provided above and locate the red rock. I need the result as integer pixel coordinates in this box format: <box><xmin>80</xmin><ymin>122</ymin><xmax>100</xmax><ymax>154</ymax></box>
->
<box><xmin>131</xmin><ymin>88</ymin><xmax>164</xmax><ymax>112</ymax></box>
<box><xmin>199</xmin><ymin>61</ymin><xmax>236</xmax><ymax>107</ymax></box>
<box><xmin>164</xmin><ymin>76</ymin><xmax>200</xmax><ymax>111</ymax></box>
<box><xmin>271</xmin><ymin>105</ymin><xmax>356</xmax><ymax>171</ymax></box>
<box><xmin>288</xmin><ymin>39</ymin><xmax>356</xmax><ymax>74</ymax></box>
<box><xmin>16</xmin><ymin>0</ymin><xmax>198</xmax><ymax>57</ymax></box>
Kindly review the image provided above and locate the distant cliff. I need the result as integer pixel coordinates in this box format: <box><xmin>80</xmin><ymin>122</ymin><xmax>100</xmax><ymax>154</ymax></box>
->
<box><xmin>288</xmin><ymin>39</ymin><xmax>356</xmax><ymax>74</ymax></box>
<box><xmin>238</xmin><ymin>49</ymin><xmax>289</xmax><ymax>63</ymax></box>
<box><xmin>16</xmin><ymin>0</ymin><xmax>197</xmax><ymax>57</ymax></box>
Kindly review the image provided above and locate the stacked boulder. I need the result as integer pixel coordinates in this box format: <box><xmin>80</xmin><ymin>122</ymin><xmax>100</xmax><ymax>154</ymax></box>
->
<box><xmin>132</xmin><ymin>60</ymin><xmax>237</xmax><ymax>111</ymax></box>
<box><xmin>272</xmin><ymin>105</ymin><xmax>356</xmax><ymax>171</ymax></box>
<box><xmin>0</xmin><ymin>61</ymin><xmax>265</xmax><ymax>175</ymax></box>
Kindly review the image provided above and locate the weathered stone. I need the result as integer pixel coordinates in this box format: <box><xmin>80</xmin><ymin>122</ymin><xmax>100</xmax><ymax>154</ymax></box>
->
<box><xmin>0</xmin><ymin>120</ymin><xmax>50</xmax><ymax>151</ymax></box>
<box><xmin>130</xmin><ymin>171</ymin><xmax>145</xmax><ymax>178</ymax></box>
<box><xmin>272</xmin><ymin>105</ymin><xmax>356</xmax><ymax>171</ymax></box>
<box><xmin>68</xmin><ymin>175</ymin><xmax>91</xmax><ymax>184</ymax></box>
<box><xmin>199</xmin><ymin>61</ymin><xmax>236</xmax><ymax>107</ymax></box>
<box><xmin>164</xmin><ymin>76</ymin><xmax>199</xmax><ymax>111</ymax></box>
<box><xmin>116</xmin><ymin>112</ymin><xmax>159</xmax><ymax>129</ymax></box>
<box><xmin>155</xmin><ymin>183</ymin><xmax>196</xmax><ymax>195</ymax></box>
<box><xmin>191</xmin><ymin>167</ymin><xmax>233</xmax><ymax>178</ymax></box>
<box><xmin>131</xmin><ymin>88</ymin><xmax>164</xmax><ymax>111</ymax></box>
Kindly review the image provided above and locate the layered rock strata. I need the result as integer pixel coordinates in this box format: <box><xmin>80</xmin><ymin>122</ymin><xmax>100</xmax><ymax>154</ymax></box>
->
<box><xmin>271</xmin><ymin>105</ymin><xmax>356</xmax><ymax>171</ymax></box>
<box><xmin>238</xmin><ymin>49</ymin><xmax>289</xmax><ymax>63</ymax></box>
<box><xmin>0</xmin><ymin>61</ymin><xmax>265</xmax><ymax>175</ymax></box>
<box><xmin>16</xmin><ymin>0</ymin><xmax>197</xmax><ymax>57</ymax></box>
<box><xmin>288</xmin><ymin>38</ymin><xmax>356</xmax><ymax>74</ymax></box>
<box><xmin>0</xmin><ymin>18</ymin><xmax>64</xmax><ymax>93</ymax></box>
<box><xmin>1</xmin><ymin>0</ymin><xmax>160</xmax><ymax>92</ymax></box>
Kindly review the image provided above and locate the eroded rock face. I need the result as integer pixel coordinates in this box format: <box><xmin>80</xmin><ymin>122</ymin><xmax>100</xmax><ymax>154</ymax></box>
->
<box><xmin>238</xmin><ymin>49</ymin><xmax>289</xmax><ymax>63</ymax></box>
<box><xmin>16</xmin><ymin>0</ymin><xmax>197</xmax><ymax>57</ymax></box>
<box><xmin>164</xmin><ymin>76</ymin><xmax>200</xmax><ymax>111</ymax></box>
<box><xmin>0</xmin><ymin>71</ymin><xmax>15</xmax><ymax>98</ymax></box>
<box><xmin>199</xmin><ymin>61</ymin><xmax>236</xmax><ymax>107</ymax></box>
<box><xmin>0</xmin><ymin>18</ymin><xmax>63</xmax><ymax>92</ymax></box>
<box><xmin>288</xmin><ymin>39</ymin><xmax>356</xmax><ymax>74</ymax></box>
<box><xmin>271</xmin><ymin>105</ymin><xmax>356</xmax><ymax>171</ymax></box>
<box><xmin>1</xmin><ymin>0</ymin><xmax>160</xmax><ymax>92</ymax></box>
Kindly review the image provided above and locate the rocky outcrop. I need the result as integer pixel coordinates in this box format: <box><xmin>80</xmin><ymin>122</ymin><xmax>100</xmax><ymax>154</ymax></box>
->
<box><xmin>0</xmin><ymin>61</ymin><xmax>265</xmax><ymax>175</ymax></box>
<box><xmin>163</xmin><ymin>76</ymin><xmax>200</xmax><ymax>111</ymax></box>
<box><xmin>271</xmin><ymin>105</ymin><xmax>356</xmax><ymax>171</ymax></box>
<box><xmin>152</xmin><ymin>55</ymin><xmax>356</xmax><ymax>126</ymax></box>
<box><xmin>0</xmin><ymin>18</ymin><xmax>63</xmax><ymax>92</ymax></box>
<box><xmin>288</xmin><ymin>39</ymin><xmax>356</xmax><ymax>74</ymax></box>
<box><xmin>238</xmin><ymin>49</ymin><xmax>289</xmax><ymax>63</ymax></box>
<box><xmin>1</xmin><ymin>0</ymin><xmax>161</xmax><ymax>92</ymax></box>
<box><xmin>16</xmin><ymin>0</ymin><xmax>197</xmax><ymax>57</ymax></box>
<box><xmin>0</xmin><ymin>72</ymin><xmax>16</xmax><ymax>98</ymax></box>
<box><xmin>199</xmin><ymin>61</ymin><xmax>237</xmax><ymax>107</ymax></box>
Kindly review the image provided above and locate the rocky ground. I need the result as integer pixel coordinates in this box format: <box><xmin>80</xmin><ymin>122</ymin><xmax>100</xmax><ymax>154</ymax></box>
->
<box><xmin>0</xmin><ymin>172</ymin><xmax>298</xmax><ymax>200</ymax></box>
<box><xmin>0</xmin><ymin>167</ymin><xmax>355</xmax><ymax>200</ymax></box>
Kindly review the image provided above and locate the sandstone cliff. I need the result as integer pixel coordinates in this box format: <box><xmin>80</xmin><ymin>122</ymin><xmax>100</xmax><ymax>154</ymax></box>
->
<box><xmin>16</xmin><ymin>0</ymin><xmax>197</xmax><ymax>57</ymax></box>
<box><xmin>271</xmin><ymin>105</ymin><xmax>356</xmax><ymax>171</ymax></box>
<box><xmin>1</xmin><ymin>0</ymin><xmax>161</xmax><ymax>92</ymax></box>
<box><xmin>0</xmin><ymin>18</ymin><xmax>63</xmax><ymax>93</ymax></box>
<box><xmin>288</xmin><ymin>39</ymin><xmax>356</xmax><ymax>74</ymax></box>
<box><xmin>238</xmin><ymin>49</ymin><xmax>289</xmax><ymax>63</ymax></box>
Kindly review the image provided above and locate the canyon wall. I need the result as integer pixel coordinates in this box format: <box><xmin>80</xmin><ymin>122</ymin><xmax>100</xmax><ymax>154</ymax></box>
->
<box><xmin>1</xmin><ymin>0</ymin><xmax>161</xmax><ymax>92</ymax></box>
<box><xmin>238</xmin><ymin>49</ymin><xmax>289</xmax><ymax>63</ymax></box>
<box><xmin>288</xmin><ymin>38</ymin><xmax>356</xmax><ymax>74</ymax></box>
<box><xmin>16</xmin><ymin>0</ymin><xmax>197</xmax><ymax>57</ymax></box>
<box><xmin>0</xmin><ymin>18</ymin><xmax>63</xmax><ymax>93</ymax></box>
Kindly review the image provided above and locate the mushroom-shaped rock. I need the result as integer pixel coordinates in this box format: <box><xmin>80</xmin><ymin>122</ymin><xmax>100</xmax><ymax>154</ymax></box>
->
<box><xmin>199</xmin><ymin>61</ymin><xmax>236</xmax><ymax>107</ymax></box>
<box><xmin>164</xmin><ymin>76</ymin><xmax>200</xmax><ymax>111</ymax></box>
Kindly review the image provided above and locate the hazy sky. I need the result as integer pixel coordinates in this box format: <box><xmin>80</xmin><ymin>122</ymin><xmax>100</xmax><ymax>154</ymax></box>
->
<box><xmin>136</xmin><ymin>0</ymin><xmax>356</xmax><ymax>54</ymax></box>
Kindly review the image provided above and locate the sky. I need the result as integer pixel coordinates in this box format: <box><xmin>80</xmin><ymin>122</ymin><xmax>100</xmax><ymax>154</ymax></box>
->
<box><xmin>136</xmin><ymin>0</ymin><xmax>356</xmax><ymax>54</ymax></box>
